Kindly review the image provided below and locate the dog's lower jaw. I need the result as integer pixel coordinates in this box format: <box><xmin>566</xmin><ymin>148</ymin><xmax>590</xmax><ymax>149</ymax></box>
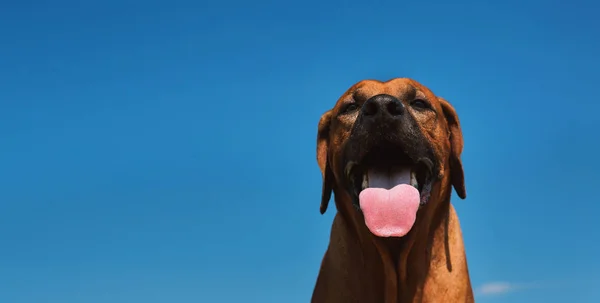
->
<box><xmin>326</xmin><ymin>184</ymin><xmax>471</xmax><ymax>303</ymax></box>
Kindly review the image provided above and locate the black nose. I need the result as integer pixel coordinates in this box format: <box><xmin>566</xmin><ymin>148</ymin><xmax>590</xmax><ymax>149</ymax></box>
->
<box><xmin>362</xmin><ymin>94</ymin><xmax>404</xmax><ymax>118</ymax></box>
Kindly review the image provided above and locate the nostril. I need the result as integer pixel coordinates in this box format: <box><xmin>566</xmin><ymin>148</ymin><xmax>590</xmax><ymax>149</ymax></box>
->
<box><xmin>387</xmin><ymin>100</ymin><xmax>403</xmax><ymax>116</ymax></box>
<box><xmin>363</xmin><ymin>101</ymin><xmax>378</xmax><ymax>116</ymax></box>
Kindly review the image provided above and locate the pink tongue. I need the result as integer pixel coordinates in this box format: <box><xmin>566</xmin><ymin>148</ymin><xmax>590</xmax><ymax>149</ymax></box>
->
<box><xmin>359</xmin><ymin>184</ymin><xmax>420</xmax><ymax>238</ymax></box>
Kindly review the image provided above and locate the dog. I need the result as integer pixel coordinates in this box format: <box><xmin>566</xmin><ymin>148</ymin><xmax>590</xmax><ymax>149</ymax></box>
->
<box><xmin>311</xmin><ymin>78</ymin><xmax>473</xmax><ymax>303</ymax></box>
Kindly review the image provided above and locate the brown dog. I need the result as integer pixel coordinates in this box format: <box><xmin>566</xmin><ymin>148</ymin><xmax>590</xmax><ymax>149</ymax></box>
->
<box><xmin>311</xmin><ymin>78</ymin><xmax>473</xmax><ymax>303</ymax></box>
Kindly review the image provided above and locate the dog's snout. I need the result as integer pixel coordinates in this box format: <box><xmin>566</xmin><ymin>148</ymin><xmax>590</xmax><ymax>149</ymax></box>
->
<box><xmin>362</xmin><ymin>94</ymin><xmax>404</xmax><ymax>118</ymax></box>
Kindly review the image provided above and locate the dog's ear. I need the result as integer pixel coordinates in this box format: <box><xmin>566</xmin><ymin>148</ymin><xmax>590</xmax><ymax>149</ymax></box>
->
<box><xmin>317</xmin><ymin>110</ymin><xmax>334</xmax><ymax>214</ymax></box>
<box><xmin>439</xmin><ymin>98</ymin><xmax>467</xmax><ymax>199</ymax></box>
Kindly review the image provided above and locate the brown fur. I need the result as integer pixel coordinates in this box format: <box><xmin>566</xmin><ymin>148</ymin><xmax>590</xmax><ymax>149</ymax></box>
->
<box><xmin>312</xmin><ymin>78</ymin><xmax>473</xmax><ymax>303</ymax></box>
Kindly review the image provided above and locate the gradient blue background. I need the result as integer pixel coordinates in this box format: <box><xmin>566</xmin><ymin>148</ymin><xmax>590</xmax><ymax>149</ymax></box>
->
<box><xmin>1</xmin><ymin>0</ymin><xmax>599</xmax><ymax>302</ymax></box>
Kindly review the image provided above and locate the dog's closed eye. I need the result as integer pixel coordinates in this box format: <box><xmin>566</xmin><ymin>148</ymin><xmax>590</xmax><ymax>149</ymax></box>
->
<box><xmin>340</xmin><ymin>103</ymin><xmax>359</xmax><ymax>114</ymax></box>
<box><xmin>410</xmin><ymin>99</ymin><xmax>431</xmax><ymax>110</ymax></box>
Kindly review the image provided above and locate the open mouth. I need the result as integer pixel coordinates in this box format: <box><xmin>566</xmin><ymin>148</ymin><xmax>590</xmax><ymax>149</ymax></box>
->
<box><xmin>344</xmin><ymin>143</ymin><xmax>435</xmax><ymax>238</ymax></box>
<box><xmin>345</xmin><ymin>144</ymin><xmax>434</xmax><ymax>203</ymax></box>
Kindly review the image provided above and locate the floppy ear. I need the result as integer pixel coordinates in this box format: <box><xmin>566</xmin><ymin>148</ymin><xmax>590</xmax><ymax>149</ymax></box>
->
<box><xmin>439</xmin><ymin>98</ymin><xmax>467</xmax><ymax>199</ymax></box>
<box><xmin>317</xmin><ymin>110</ymin><xmax>334</xmax><ymax>214</ymax></box>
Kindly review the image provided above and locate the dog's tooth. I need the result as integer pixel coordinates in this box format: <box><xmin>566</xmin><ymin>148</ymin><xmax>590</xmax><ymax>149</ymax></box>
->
<box><xmin>362</xmin><ymin>172</ymin><xmax>369</xmax><ymax>190</ymax></box>
<box><xmin>410</xmin><ymin>171</ymin><xmax>418</xmax><ymax>188</ymax></box>
<box><xmin>345</xmin><ymin>162</ymin><xmax>356</xmax><ymax>178</ymax></box>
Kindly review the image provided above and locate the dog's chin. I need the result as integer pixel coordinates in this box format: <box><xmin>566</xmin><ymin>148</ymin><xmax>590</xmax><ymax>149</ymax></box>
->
<box><xmin>343</xmin><ymin>142</ymin><xmax>436</xmax><ymax>238</ymax></box>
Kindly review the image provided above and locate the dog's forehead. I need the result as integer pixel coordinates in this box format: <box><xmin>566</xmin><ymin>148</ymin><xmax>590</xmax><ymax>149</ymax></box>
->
<box><xmin>334</xmin><ymin>78</ymin><xmax>436</xmax><ymax>109</ymax></box>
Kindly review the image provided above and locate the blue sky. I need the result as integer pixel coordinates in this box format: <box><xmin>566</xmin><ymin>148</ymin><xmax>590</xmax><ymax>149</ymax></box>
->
<box><xmin>1</xmin><ymin>0</ymin><xmax>599</xmax><ymax>302</ymax></box>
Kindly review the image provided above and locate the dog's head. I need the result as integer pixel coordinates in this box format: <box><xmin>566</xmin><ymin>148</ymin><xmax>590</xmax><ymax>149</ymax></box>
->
<box><xmin>316</xmin><ymin>78</ymin><xmax>466</xmax><ymax>238</ymax></box>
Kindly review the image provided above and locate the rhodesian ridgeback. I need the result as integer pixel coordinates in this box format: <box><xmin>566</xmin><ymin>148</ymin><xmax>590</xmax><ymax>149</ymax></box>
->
<box><xmin>311</xmin><ymin>78</ymin><xmax>473</xmax><ymax>303</ymax></box>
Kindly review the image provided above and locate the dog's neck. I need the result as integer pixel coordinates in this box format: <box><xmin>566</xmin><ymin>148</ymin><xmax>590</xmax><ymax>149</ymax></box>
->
<box><xmin>333</xmin><ymin>183</ymin><xmax>454</xmax><ymax>303</ymax></box>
